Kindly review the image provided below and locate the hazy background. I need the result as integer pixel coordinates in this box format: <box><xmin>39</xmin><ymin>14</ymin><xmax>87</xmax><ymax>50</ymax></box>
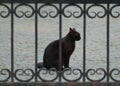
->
<box><xmin>0</xmin><ymin>4</ymin><xmax>120</xmax><ymax>81</ymax></box>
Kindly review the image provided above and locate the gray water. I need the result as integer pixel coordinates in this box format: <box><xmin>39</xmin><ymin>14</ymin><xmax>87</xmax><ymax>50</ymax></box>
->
<box><xmin>0</xmin><ymin>4</ymin><xmax>120</xmax><ymax>82</ymax></box>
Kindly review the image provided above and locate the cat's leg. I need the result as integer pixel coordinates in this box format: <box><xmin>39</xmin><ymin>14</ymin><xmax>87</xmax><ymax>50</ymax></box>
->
<box><xmin>37</xmin><ymin>62</ymin><xmax>43</xmax><ymax>68</ymax></box>
<box><xmin>53</xmin><ymin>58</ymin><xmax>64</xmax><ymax>70</ymax></box>
<box><xmin>64</xmin><ymin>57</ymin><xmax>70</xmax><ymax>68</ymax></box>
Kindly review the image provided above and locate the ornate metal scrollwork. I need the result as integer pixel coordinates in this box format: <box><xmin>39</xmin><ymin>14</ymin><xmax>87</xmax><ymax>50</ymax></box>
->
<box><xmin>14</xmin><ymin>3</ymin><xmax>35</xmax><ymax>18</ymax></box>
<box><xmin>110</xmin><ymin>68</ymin><xmax>120</xmax><ymax>82</ymax></box>
<box><xmin>38</xmin><ymin>4</ymin><xmax>59</xmax><ymax>18</ymax></box>
<box><xmin>0</xmin><ymin>69</ymin><xmax>11</xmax><ymax>82</ymax></box>
<box><xmin>86</xmin><ymin>68</ymin><xmax>106</xmax><ymax>82</ymax></box>
<box><xmin>62</xmin><ymin>68</ymin><xmax>83</xmax><ymax>82</ymax></box>
<box><xmin>37</xmin><ymin>67</ymin><xmax>59</xmax><ymax>82</ymax></box>
<box><xmin>110</xmin><ymin>4</ymin><xmax>120</xmax><ymax>18</ymax></box>
<box><xmin>0</xmin><ymin>4</ymin><xmax>11</xmax><ymax>18</ymax></box>
<box><xmin>62</xmin><ymin>4</ymin><xmax>83</xmax><ymax>18</ymax></box>
<box><xmin>86</xmin><ymin>4</ymin><xmax>107</xmax><ymax>18</ymax></box>
<box><xmin>14</xmin><ymin>69</ymin><xmax>34</xmax><ymax>82</ymax></box>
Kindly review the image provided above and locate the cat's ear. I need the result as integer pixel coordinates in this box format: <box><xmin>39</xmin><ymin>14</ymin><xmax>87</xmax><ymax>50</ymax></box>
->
<box><xmin>73</xmin><ymin>28</ymin><xmax>76</xmax><ymax>31</ymax></box>
<box><xmin>69</xmin><ymin>27</ymin><xmax>73</xmax><ymax>32</ymax></box>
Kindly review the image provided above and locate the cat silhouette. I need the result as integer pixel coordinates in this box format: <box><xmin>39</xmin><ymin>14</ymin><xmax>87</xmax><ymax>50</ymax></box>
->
<box><xmin>37</xmin><ymin>28</ymin><xmax>81</xmax><ymax>70</ymax></box>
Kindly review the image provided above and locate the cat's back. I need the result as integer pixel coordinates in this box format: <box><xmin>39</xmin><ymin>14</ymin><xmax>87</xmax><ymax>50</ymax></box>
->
<box><xmin>43</xmin><ymin>39</ymin><xmax>59</xmax><ymax>57</ymax></box>
<box><xmin>45</xmin><ymin>40</ymin><xmax>59</xmax><ymax>50</ymax></box>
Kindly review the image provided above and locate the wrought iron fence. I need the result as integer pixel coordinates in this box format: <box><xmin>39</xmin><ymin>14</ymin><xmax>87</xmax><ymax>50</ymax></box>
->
<box><xmin>0</xmin><ymin>0</ymin><xmax>120</xmax><ymax>83</ymax></box>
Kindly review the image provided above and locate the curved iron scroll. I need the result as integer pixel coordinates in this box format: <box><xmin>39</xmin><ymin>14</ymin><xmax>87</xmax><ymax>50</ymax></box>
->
<box><xmin>62</xmin><ymin>68</ymin><xmax>83</xmax><ymax>82</ymax></box>
<box><xmin>110</xmin><ymin>4</ymin><xmax>120</xmax><ymax>18</ymax></box>
<box><xmin>0</xmin><ymin>69</ymin><xmax>11</xmax><ymax>82</ymax></box>
<box><xmin>62</xmin><ymin>4</ymin><xmax>83</xmax><ymax>18</ymax></box>
<box><xmin>14</xmin><ymin>69</ymin><xmax>34</xmax><ymax>82</ymax></box>
<box><xmin>110</xmin><ymin>68</ymin><xmax>120</xmax><ymax>82</ymax></box>
<box><xmin>37</xmin><ymin>67</ymin><xmax>59</xmax><ymax>82</ymax></box>
<box><xmin>86</xmin><ymin>4</ymin><xmax>107</xmax><ymax>18</ymax></box>
<box><xmin>14</xmin><ymin>3</ymin><xmax>35</xmax><ymax>18</ymax></box>
<box><xmin>86</xmin><ymin>68</ymin><xmax>106</xmax><ymax>82</ymax></box>
<box><xmin>38</xmin><ymin>4</ymin><xmax>59</xmax><ymax>18</ymax></box>
<box><xmin>0</xmin><ymin>4</ymin><xmax>11</xmax><ymax>18</ymax></box>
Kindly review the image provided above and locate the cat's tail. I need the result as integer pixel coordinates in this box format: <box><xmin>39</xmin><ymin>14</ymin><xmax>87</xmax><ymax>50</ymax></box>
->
<box><xmin>37</xmin><ymin>62</ymin><xmax>44</xmax><ymax>68</ymax></box>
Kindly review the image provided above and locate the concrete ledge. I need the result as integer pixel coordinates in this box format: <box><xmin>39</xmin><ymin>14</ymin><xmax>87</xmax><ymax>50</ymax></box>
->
<box><xmin>0</xmin><ymin>82</ymin><xmax>120</xmax><ymax>86</ymax></box>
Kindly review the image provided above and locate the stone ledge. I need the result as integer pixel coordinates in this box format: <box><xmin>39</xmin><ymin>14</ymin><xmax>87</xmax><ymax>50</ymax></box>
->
<box><xmin>0</xmin><ymin>82</ymin><xmax>120</xmax><ymax>86</ymax></box>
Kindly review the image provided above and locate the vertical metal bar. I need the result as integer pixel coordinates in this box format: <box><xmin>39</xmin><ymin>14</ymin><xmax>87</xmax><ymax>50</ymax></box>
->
<box><xmin>107</xmin><ymin>3</ymin><xmax>110</xmax><ymax>83</ymax></box>
<box><xmin>35</xmin><ymin>2</ymin><xmax>38</xmax><ymax>82</ymax></box>
<box><xmin>11</xmin><ymin>2</ymin><xmax>14</xmax><ymax>82</ymax></box>
<box><xmin>59</xmin><ymin>3</ymin><xmax>62</xmax><ymax>82</ymax></box>
<box><xmin>83</xmin><ymin>3</ymin><xmax>86</xmax><ymax>82</ymax></box>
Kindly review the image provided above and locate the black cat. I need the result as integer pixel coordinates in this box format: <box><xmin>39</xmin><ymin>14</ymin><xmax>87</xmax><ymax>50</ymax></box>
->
<box><xmin>37</xmin><ymin>28</ymin><xmax>81</xmax><ymax>70</ymax></box>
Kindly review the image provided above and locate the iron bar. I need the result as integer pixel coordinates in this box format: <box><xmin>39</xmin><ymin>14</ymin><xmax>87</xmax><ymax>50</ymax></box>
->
<box><xmin>11</xmin><ymin>2</ymin><xmax>14</xmax><ymax>82</ymax></box>
<box><xmin>107</xmin><ymin>3</ymin><xmax>110</xmax><ymax>82</ymax></box>
<box><xmin>35</xmin><ymin>3</ymin><xmax>38</xmax><ymax>82</ymax></box>
<box><xmin>83</xmin><ymin>3</ymin><xmax>86</xmax><ymax>82</ymax></box>
<box><xmin>59</xmin><ymin>3</ymin><xmax>62</xmax><ymax>82</ymax></box>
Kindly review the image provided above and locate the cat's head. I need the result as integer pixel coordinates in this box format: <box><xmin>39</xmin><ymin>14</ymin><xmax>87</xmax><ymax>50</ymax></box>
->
<box><xmin>69</xmin><ymin>28</ymin><xmax>81</xmax><ymax>41</ymax></box>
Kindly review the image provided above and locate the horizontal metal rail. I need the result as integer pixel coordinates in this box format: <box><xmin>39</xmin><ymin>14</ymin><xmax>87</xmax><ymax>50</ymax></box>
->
<box><xmin>0</xmin><ymin>0</ymin><xmax>120</xmax><ymax>3</ymax></box>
